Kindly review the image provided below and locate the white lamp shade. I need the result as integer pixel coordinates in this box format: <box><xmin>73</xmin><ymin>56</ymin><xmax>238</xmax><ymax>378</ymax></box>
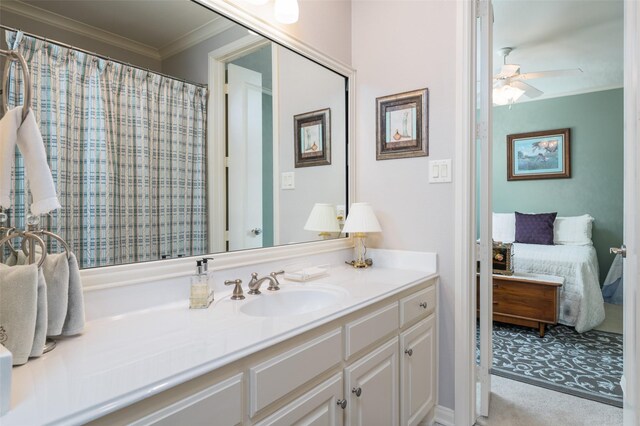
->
<box><xmin>342</xmin><ymin>203</ymin><xmax>382</xmax><ymax>234</ymax></box>
<box><xmin>304</xmin><ymin>203</ymin><xmax>341</xmax><ymax>232</ymax></box>
<box><xmin>274</xmin><ymin>0</ymin><xmax>299</xmax><ymax>24</ymax></box>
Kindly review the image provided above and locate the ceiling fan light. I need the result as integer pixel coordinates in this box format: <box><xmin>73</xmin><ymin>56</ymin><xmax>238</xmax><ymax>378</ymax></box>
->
<box><xmin>274</xmin><ymin>0</ymin><xmax>299</xmax><ymax>24</ymax></box>
<box><xmin>493</xmin><ymin>84</ymin><xmax>525</xmax><ymax>106</ymax></box>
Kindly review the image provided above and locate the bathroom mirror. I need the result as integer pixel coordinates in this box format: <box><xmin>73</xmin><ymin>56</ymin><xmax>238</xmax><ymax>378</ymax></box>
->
<box><xmin>0</xmin><ymin>0</ymin><xmax>348</xmax><ymax>268</ymax></box>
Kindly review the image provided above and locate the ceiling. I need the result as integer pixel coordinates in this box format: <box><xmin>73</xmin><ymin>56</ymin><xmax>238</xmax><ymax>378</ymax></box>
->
<box><xmin>4</xmin><ymin>0</ymin><xmax>233</xmax><ymax>59</ymax></box>
<box><xmin>492</xmin><ymin>0</ymin><xmax>623</xmax><ymax>102</ymax></box>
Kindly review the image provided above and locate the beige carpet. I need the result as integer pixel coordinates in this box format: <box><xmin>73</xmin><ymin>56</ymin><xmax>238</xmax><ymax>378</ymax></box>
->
<box><xmin>474</xmin><ymin>375</ymin><xmax>622</xmax><ymax>426</ymax></box>
<box><xmin>595</xmin><ymin>303</ymin><xmax>623</xmax><ymax>334</ymax></box>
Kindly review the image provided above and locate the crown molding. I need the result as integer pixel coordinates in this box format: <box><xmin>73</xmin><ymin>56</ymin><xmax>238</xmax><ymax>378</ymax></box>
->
<box><xmin>159</xmin><ymin>17</ymin><xmax>235</xmax><ymax>60</ymax></box>
<box><xmin>1</xmin><ymin>0</ymin><xmax>161</xmax><ymax>61</ymax></box>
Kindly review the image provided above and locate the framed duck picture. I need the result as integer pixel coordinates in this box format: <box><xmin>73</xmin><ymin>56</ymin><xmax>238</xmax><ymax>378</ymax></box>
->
<box><xmin>376</xmin><ymin>88</ymin><xmax>429</xmax><ymax>160</ymax></box>
<box><xmin>294</xmin><ymin>108</ymin><xmax>331</xmax><ymax>168</ymax></box>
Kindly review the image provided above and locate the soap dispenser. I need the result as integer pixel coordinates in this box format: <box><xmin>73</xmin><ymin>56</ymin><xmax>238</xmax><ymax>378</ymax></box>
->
<box><xmin>190</xmin><ymin>260</ymin><xmax>213</xmax><ymax>309</ymax></box>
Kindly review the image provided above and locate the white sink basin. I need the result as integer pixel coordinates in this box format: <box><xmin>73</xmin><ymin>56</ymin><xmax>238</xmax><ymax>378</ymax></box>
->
<box><xmin>239</xmin><ymin>288</ymin><xmax>344</xmax><ymax>317</ymax></box>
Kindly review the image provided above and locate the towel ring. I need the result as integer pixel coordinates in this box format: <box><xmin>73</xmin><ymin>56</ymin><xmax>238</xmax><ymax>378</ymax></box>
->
<box><xmin>0</xmin><ymin>232</ymin><xmax>46</xmax><ymax>268</ymax></box>
<box><xmin>22</xmin><ymin>230</ymin><xmax>70</xmax><ymax>258</ymax></box>
<box><xmin>0</xmin><ymin>226</ymin><xmax>19</xmax><ymax>256</ymax></box>
<box><xmin>0</xmin><ymin>49</ymin><xmax>31</xmax><ymax>122</ymax></box>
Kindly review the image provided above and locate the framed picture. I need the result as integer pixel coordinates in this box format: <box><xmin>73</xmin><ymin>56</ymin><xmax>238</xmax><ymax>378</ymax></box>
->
<box><xmin>376</xmin><ymin>88</ymin><xmax>429</xmax><ymax>160</ymax></box>
<box><xmin>507</xmin><ymin>128</ymin><xmax>571</xmax><ymax>181</ymax></box>
<box><xmin>294</xmin><ymin>108</ymin><xmax>331</xmax><ymax>168</ymax></box>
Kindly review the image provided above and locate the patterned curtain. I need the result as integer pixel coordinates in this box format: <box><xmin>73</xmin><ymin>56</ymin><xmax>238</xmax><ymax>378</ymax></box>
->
<box><xmin>5</xmin><ymin>31</ymin><xmax>208</xmax><ymax>268</ymax></box>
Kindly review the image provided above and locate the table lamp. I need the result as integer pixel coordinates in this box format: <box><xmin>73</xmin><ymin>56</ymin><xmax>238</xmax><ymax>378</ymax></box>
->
<box><xmin>342</xmin><ymin>202</ymin><xmax>382</xmax><ymax>268</ymax></box>
<box><xmin>304</xmin><ymin>203</ymin><xmax>341</xmax><ymax>239</ymax></box>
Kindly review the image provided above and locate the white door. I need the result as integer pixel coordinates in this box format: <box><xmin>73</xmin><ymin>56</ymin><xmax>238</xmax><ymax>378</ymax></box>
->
<box><xmin>344</xmin><ymin>338</ymin><xmax>399</xmax><ymax>426</ymax></box>
<box><xmin>623</xmin><ymin>2</ymin><xmax>640</xmax><ymax>423</ymax></box>
<box><xmin>227</xmin><ymin>63</ymin><xmax>263</xmax><ymax>250</ymax></box>
<box><xmin>476</xmin><ymin>0</ymin><xmax>494</xmax><ymax>419</ymax></box>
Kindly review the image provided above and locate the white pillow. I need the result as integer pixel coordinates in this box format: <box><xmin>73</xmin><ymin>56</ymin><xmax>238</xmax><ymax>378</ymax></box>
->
<box><xmin>492</xmin><ymin>213</ymin><xmax>515</xmax><ymax>243</ymax></box>
<box><xmin>554</xmin><ymin>215</ymin><xmax>594</xmax><ymax>246</ymax></box>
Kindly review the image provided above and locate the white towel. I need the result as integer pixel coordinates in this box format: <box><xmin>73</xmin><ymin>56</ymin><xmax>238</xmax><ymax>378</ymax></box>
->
<box><xmin>16</xmin><ymin>108</ymin><xmax>61</xmax><ymax>215</ymax></box>
<box><xmin>0</xmin><ymin>263</ymin><xmax>38</xmax><ymax>365</ymax></box>
<box><xmin>29</xmin><ymin>268</ymin><xmax>47</xmax><ymax>358</ymax></box>
<box><xmin>62</xmin><ymin>252</ymin><xmax>84</xmax><ymax>335</ymax></box>
<box><xmin>0</xmin><ymin>107</ymin><xmax>22</xmax><ymax>209</ymax></box>
<box><xmin>42</xmin><ymin>253</ymin><xmax>69</xmax><ymax>336</ymax></box>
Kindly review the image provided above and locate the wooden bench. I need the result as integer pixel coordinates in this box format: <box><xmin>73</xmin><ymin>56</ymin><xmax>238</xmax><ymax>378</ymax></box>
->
<box><xmin>477</xmin><ymin>273</ymin><xmax>563</xmax><ymax>337</ymax></box>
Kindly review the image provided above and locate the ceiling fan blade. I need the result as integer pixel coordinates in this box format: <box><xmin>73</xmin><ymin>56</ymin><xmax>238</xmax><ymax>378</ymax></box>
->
<box><xmin>511</xmin><ymin>80</ymin><xmax>543</xmax><ymax>98</ymax></box>
<box><xmin>495</xmin><ymin>64</ymin><xmax>520</xmax><ymax>79</ymax></box>
<box><xmin>514</xmin><ymin>68</ymin><xmax>583</xmax><ymax>81</ymax></box>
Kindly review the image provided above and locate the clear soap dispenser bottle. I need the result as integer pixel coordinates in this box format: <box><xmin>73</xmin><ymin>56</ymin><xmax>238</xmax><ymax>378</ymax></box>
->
<box><xmin>190</xmin><ymin>260</ymin><xmax>213</xmax><ymax>309</ymax></box>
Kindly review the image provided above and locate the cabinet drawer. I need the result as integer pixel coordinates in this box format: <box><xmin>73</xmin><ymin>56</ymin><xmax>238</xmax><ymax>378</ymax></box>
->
<box><xmin>131</xmin><ymin>373</ymin><xmax>243</xmax><ymax>426</ymax></box>
<box><xmin>249</xmin><ymin>328</ymin><xmax>342</xmax><ymax>416</ymax></box>
<box><xmin>399</xmin><ymin>284</ymin><xmax>435</xmax><ymax>328</ymax></box>
<box><xmin>254</xmin><ymin>374</ymin><xmax>343</xmax><ymax>426</ymax></box>
<box><xmin>493</xmin><ymin>281</ymin><xmax>558</xmax><ymax>322</ymax></box>
<box><xmin>344</xmin><ymin>302</ymin><xmax>398</xmax><ymax>360</ymax></box>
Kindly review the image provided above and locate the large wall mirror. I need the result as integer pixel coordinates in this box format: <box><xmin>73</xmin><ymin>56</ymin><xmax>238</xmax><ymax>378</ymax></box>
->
<box><xmin>0</xmin><ymin>0</ymin><xmax>349</xmax><ymax>269</ymax></box>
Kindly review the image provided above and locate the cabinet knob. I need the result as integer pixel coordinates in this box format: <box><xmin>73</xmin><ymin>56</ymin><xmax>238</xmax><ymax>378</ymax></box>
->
<box><xmin>351</xmin><ymin>387</ymin><xmax>362</xmax><ymax>397</ymax></box>
<box><xmin>419</xmin><ymin>302</ymin><xmax>428</xmax><ymax>309</ymax></box>
<box><xmin>337</xmin><ymin>399</ymin><xmax>347</xmax><ymax>409</ymax></box>
<box><xmin>405</xmin><ymin>348</ymin><xmax>413</xmax><ymax>357</ymax></box>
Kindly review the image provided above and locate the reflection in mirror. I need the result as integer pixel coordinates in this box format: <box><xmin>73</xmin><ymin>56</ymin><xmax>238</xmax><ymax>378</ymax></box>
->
<box><xmin>0</xmin><ymin>0</ymin><xmax>348</xmax><ymax>268</ymax></box>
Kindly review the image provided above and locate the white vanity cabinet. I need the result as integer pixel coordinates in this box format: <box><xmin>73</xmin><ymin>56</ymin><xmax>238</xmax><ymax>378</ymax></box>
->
<box><xmin>90</xmin><ymin>278</ymin><xmax>437</xmax><ymax>426</ymax></box>
<box><xmin>344</xmin><ymin>337</ymin><xmax>399</xmax><ymax>426</ymax></box>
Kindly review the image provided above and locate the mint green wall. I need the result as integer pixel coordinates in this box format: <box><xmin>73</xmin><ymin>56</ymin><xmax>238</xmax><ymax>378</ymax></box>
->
<box><xmin>493</xmin><ymin>88</ymin><xmax>623</xmax><ymax>283</ymax></box>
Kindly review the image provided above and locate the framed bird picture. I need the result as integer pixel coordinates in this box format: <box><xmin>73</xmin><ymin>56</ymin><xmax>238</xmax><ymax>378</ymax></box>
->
<box><xmin>507</xmin><ymin>128</ymin><xmax>571</xmax><ymax>181</ymax></box>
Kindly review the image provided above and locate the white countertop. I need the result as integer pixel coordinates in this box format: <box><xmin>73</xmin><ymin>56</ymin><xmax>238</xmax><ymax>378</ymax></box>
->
<box><xmin>2</xmin><ymin>249</ymin><xmax>437</xmax><ymax>426</ymax></box>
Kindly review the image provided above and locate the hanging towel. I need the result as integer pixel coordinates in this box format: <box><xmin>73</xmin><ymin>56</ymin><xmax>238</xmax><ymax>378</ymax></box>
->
<box><xmin>0</xmin><ymin>107</ymin><xmax>22</xmax><ymax>210</ymax></box>
<box><xmin>0</xmin><ymin>263</ymin><xmax>38</xmax><ymax>365</ymax></box>
<box><xmin>42</xmin><ymin>253</ymin><xmax>69</xmax><ymax>336</ymax></box>
<box><xmin>62</xmin><ymin>252</ymin><xmax>84</xmax><ymax>336</ymax></box>
<box><xmin>29</xmin><ymin>267</ymin><xmax>47</xmax><ymax>358</ymax></box>
<box><xmin>16</xmin><ymin>108</ymin><xmax>61</xmax><ymax>215</ymax></box>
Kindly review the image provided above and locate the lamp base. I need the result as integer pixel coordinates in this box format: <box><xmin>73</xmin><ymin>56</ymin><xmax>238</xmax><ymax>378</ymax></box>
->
<box><xmin>345</xmin><ymin>258</ymin><xmax>373</xmax><ymax>268</ymax></box>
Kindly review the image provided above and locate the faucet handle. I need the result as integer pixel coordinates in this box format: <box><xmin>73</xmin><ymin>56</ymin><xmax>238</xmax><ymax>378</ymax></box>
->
<box><xmin>225</xmin><ymin>279</ymin><xmax>245</xmax><ymax>300</ymax></box>
<box><xmin>268</xmin><ymin>270</ymin><xmax>285</xmax><ymax>291</ymax></box>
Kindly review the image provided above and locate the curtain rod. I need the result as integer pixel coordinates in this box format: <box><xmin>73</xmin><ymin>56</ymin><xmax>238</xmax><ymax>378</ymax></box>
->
<box><xmin>0</xmin><ymin>24</ymin><xmax>208</xmax><ymax>89</ymax></box>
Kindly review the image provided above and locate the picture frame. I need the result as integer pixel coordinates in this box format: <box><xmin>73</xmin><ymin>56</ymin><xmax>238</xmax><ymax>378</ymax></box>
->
<box><xmin>376</xmin><ymin>88</ymin><xmax>429</xmax><ymax>160</ymax></box>
<box><xmin>507</xmin><ymin>128</ymin><xmax>571</xmax><ymax>181</ymax></box>
<box><xmin>294</xmin><ymin>108</ymin><xmax>331</xmax><ymax>168</ymax></box>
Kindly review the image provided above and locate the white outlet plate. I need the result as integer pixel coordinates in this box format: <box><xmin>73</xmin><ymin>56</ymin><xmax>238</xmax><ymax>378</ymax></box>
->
<box><xmin>429</xmin><ymin>159</ymin><xmax>452</xmax><ymax>183</ymax></box>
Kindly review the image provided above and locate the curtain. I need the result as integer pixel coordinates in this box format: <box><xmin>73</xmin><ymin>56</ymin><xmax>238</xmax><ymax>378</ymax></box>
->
<box><xmin>5</xmin><ymin>31</ymin><xmax>208</xmax><ymax>268</ymax></box>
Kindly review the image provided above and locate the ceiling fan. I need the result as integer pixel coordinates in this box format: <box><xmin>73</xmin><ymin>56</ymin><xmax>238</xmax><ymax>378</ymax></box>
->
<box><xmin>493</xmin><ymin>47</ymin><xmax>583</xmax><ymax>106</ymax></box>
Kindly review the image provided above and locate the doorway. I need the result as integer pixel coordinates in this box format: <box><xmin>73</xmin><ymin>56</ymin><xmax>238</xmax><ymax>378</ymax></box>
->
<box><xmin>456</xmin><ymin>0</ymin><xmax>640</xmax><ymax>425</ymax></box>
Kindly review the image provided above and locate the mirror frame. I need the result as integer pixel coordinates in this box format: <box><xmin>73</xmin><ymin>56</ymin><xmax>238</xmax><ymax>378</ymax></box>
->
<box><xmin>81</xmin><ymin>0</ymin><xmax>356</xmax><ymax>290</ymax></box>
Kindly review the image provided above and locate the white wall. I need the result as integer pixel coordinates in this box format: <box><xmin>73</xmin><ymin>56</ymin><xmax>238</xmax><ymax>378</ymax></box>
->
<box><xmin>352</xmin><ymin>0</ymin><xmax>457</xmax><ymax>410</ymax></box>
<box><xmin>276</xmin><ymin>46</ymin><xmax>347</xmax><ymax>244</ymax></box>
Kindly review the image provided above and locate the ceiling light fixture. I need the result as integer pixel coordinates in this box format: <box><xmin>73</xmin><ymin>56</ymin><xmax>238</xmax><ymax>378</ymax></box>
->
<box><xmin>493</xmin><ymin>82</ymin><xmax>525</xmax><ymax>106</ymax></box>
<box><xmin>243</xmin><ymin>0</ymin><xmax>299</xmax><ymax>24</ymax></box>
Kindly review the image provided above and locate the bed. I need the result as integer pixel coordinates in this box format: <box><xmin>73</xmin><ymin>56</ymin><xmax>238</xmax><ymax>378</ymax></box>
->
<box><xmin>493</xmin><ymin>212</ymin><xmax>605</xmax><ymax>333</ymax></box>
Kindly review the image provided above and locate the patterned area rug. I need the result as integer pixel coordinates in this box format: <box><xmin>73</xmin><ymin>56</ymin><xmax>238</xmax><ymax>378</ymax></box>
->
<box><xmin>479</xmin><ymin>323</ymin><xmax>623</xmax><ymax>407</ymax></box>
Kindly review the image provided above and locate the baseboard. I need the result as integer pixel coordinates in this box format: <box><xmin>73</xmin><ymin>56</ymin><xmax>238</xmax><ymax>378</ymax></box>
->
<box><xmin>432</xmin><ymin>405</ymin><xmax>455</xmax><ymax>426</ymax></box>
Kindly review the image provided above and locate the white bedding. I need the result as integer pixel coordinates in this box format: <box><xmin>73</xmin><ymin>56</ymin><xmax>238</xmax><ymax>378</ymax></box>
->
<box><xmin>512</xmin><ymin>243</ymin><xmax>604</xmax><ymax>333</ymax></box>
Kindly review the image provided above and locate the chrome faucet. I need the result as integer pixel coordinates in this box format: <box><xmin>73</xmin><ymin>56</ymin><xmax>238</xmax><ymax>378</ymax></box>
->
<box><xmin>247</xmin><ymin>270</ymin><xmax>285</xmax><ymax>295</ymax></box>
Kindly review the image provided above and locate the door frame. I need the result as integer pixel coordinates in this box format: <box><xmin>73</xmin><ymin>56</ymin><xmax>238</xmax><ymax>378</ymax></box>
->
<box><xmin>454</xmin><ymin>0</ymin><xmax>640</xmax><ymax>425</ymax></box>
<box><xmin>208</xmin><ymin>35</ymin><xmax>273</xmax><ymax>253</ymax></box>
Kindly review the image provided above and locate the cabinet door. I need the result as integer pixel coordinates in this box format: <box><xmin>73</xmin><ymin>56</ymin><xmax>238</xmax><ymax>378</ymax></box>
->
<box><xmin>131</xmin><ymin>373</ymin><xmax>243</xmax><ymax>426</ymax></box>
<box><xmin>400</xmin><ymin>315</ymin><xmax>435</xmax><ymax>426</ymax></box>
<box><xmin>344</xmin><ymin>337</ymin><xmax>399</xmax><ymax>426</ymax></box>
<box><xmin>255</xmin><ymin>373</ymin><xmax>344</xmax><ymax>426</ymax></box>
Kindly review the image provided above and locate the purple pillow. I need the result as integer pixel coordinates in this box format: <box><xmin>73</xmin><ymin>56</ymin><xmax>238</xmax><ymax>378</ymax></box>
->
<box><xmin>514</xmin><ymin>212</ymin><xmax>557</xmax><ymax>245</ymax></box>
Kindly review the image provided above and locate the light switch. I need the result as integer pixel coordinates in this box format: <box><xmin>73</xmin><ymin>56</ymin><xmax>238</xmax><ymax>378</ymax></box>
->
<box><xmin>429</xmin><ymin>159</ymin><xmax>452</xmax><ymax>183</ymax></box>
<box><xmin>281</xmin><ymin>172</ymin><xmax>295</xmax><ymax>190</ymax></box>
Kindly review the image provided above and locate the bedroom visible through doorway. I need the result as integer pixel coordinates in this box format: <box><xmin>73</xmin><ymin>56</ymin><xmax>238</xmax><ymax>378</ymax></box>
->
<box><xmin>477</xmin><ymin>0</ymin><xmax>624</xmax><ymax>420</ymax></box>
